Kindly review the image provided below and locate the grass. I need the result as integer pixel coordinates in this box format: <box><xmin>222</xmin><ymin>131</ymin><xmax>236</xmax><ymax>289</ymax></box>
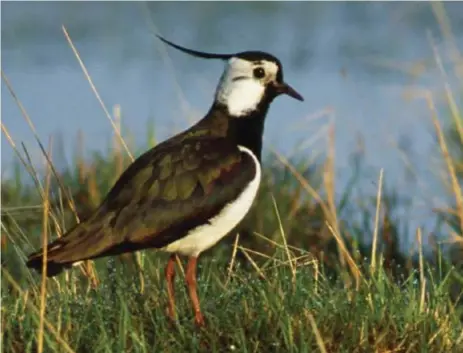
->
<box><xmin>2</xmin><ymin>255</ymin><xmax>462</xmax><ymax>353</ymax></box>
<box><xmin>2</xmin><ymin>8</ymin><xmax>463</xmax><ymax>353</ymax></box>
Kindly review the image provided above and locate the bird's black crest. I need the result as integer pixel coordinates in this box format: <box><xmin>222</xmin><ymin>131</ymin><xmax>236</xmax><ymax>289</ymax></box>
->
<box><xmin>157</xmin><ymin>35</ymin><xmax>283</xmax><ymax>78</ymax></box>
<box><xmin>157</xmin><ymin>35</ymin><xmax>233</xmax><ymax>60</ymax></box>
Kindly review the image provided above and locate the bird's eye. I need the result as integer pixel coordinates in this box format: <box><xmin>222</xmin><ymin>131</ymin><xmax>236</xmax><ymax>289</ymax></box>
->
<box><xmin>253</xmin><ymin>67</ymin><xmax>265</xmax><ymax>79</ymax></box>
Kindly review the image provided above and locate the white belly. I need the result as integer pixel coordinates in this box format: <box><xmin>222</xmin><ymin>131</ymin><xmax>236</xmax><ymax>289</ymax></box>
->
<box><xmin>162</xmin><ymin>145</ymin><xmax>261</xmax><ymax>257</ymax></box>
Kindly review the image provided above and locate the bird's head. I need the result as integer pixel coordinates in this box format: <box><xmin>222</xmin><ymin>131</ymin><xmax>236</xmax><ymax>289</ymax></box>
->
<box><xmin>157</xmin><ymin>36</ymin><xmax>303</xmax><ymax>117</ymax></box>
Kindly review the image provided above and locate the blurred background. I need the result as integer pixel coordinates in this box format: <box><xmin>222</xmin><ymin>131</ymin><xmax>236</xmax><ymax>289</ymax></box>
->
<box><xmin>2</xmin><ymin>2</ymin><xmax>463</xmax><ymax>251</ymax></box>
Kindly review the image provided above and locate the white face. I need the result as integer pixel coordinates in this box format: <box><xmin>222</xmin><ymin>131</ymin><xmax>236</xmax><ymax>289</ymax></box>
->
<box><xmin>215</xmin><ymin>57</ymin><xmax>279</xmax><ymax>117</ymax></box>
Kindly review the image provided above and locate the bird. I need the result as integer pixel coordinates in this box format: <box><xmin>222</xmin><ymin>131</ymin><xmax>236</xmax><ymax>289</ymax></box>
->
<box><xmin>26</xmin><ymin>35</ymin><xmax>304</xmax><ymax>327</ymax></box>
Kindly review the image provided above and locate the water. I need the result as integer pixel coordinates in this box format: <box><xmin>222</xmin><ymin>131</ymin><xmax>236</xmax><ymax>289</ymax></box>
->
<box><xmin>2</xmin><ymin>2</ymin><xmax>462</xmax><ymax>247</ymax></box>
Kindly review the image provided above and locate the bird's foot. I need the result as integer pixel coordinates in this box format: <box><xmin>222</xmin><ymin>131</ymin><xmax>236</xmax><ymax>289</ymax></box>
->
<box><xmin>194</xmin><ymin>312</ymin><xmax>206</xmax><ymax>327</ymax></box>
<box><xmin>166</xmin><ymin>307</ymin><xmax>177</xmax><ymax>325</ymax></box>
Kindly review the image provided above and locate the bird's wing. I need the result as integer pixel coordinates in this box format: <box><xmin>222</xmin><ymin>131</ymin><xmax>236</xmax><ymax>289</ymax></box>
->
<box><xmin>102</xmin><ymin>136</ymin><xmax>257</xmax><ymax>248</ymax></box>
<box><xmin>27</xmin><ymin>126</ymin><xmax>260</xmax><ymax>275</ymax></box>
<box><xmin>29</xmin><ymin>135</ymin><xmax>257</xmax><ymax>266</ymax></box>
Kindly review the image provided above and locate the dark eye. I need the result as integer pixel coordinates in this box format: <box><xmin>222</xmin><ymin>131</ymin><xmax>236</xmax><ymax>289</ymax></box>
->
<box><xmin>253</xmin><ymin>67</ymin><xmax>265</xmax><ymax>79</ymax></box>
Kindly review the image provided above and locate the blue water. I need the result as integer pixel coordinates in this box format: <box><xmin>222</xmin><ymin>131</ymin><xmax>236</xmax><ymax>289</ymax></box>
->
<box><xmin>2</xmin><ymin>2</ymin><xmax>463</xmax><ymax>249</ymax></box>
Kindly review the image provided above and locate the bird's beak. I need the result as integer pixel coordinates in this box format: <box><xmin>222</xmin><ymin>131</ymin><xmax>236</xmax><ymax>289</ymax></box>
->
<box><xmin>273</xmin><ymin>82</ymin><xmax>304</xmax><ymax>101</ymax></box>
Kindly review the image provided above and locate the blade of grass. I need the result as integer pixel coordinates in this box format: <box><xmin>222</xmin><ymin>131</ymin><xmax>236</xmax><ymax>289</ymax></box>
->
<box><xmin>325</xmin><ymin>222</ymin><xmax>362</xmax><ymax>288</ymax></box>
<box><xmin>252</xmin><ymin>231</ymin><xmax>307</xmax><ymax>254</ymax></box>
<box><xmin>61</xmin><ymin>26</ymin><xmax>133</xmax><ymax>162</ymax></box>
<box><xmin>237</xmin><ymin>246</ymin><xmax>281</xmax><ymax>263</ymax></box>
<box><xmin>1</xmin><ymin>123</ymin><xmax>45</xmax><ymax>202</ymax></box>
<box><xmin>428</xmin><ymin>29</ymin><xmax>463</xmax><ymax>148</ymax></box>
<box><xmin>371</xmin><ymin>169</ymin><xmax>384</xmax><ymax>275</ymax></box>
<box><xmin>37</xmin><ymin>137</ymin><xmax>53</xmax><ymax>353</ymax></box>
<box><xmin>225</xmin><ymin>233</ymin><xmax>240</xmax><ymax>287</ymax></box>
<box><xmin>239</xmin><ymin>247</ymin><xmax>266</xmax><ymax>281</ymax></box>
<box><xmin>271</xmin><ymin>194</ymin><xmax>296</xmax><ymax>283</ymax></box>
<box><xmin>324</xmin><ymin>124</ymin><xmax>343</xmax><ymax>265</ymax></box>
<box><xmin>425</xmin><ymin>91</ymin><xmax>463</xmax><ymax>234</ymax></box>
<box><xmin>306</xmin><ymin>311</ymin><xmax>328</xmax><ymax>353</ymax></box>
<box><xmin>417</xmin><ymin>228</ymin><xmax>426</xmax><ymax>313</ymax></box>
<box><xmin>431</xmin><ymin>2</ymin><xmax>462</xmax><ymax>76</ymax></box>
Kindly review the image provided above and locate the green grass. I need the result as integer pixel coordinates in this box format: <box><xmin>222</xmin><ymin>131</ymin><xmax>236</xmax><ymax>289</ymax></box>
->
<box><xmin>2</xmin><ymin>254</ymin><xmax>462</xmax><ymax>353</ymax></box>
<box><xmin>2</xmin><ymin>6</ymin><xmax>463</xmax><ymax>352</ymax></box>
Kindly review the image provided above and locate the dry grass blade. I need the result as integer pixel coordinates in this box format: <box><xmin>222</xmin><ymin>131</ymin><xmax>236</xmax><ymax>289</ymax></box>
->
<box><xmin>324</xmin><ymin>124</ymin><xmax>342</xmax><ymax>263</ymax></box>
<box><xmin>327</xmin><ymin>125</ymin><xmax>361</xmax><ymax>288</ymax></box>
<box><xmin>313</xmin><ymin>260</ymin><xmax>320</xmax><ymax>294</ymax></box>
<box><xmin>325</xmin><ymin>222</ymin><xmax>362</xmax><ymax>287</ymax></box>
<box><xmin>417</xmin><ymin>228</ymin><xmax>426</xmax><ymax>313</ymax></box>
<box><xmin>265</xmin><ymin>254</ymin><xmax>317</xmax><ymax>272</ymax></box>
<box><xmin>1</xmin><ymin>123</ymin><xmax>43</xmax><ymax>195</ymax></box>
<box><xmin>431</xmin><ymin>2</ymin><xmax>462</xmax><ymax>73</ymax></box>
<box><xmin>61</xmin><ymin>25</ymin><xmax>134</xmax><ymax>162</ymax></box>
<box><xmin>433</xmin><ymin>206</ymin><xmax>461</xmax><ymax>218</ymax></box>
<box><xmin>38</xmin><ymin>138</ymin><xmax>53</xmax><ymax>353</ymax></box>
<box><xmin>112</xmin><ymin>104</ymin><xmax>124</xmax><ymax>179</ymax></box>
<box><xmin>271</xmin><ymin>195</ymin><xmax>296</xmax><ymax>283</ymax></box>
<box><xmin>3</xmin><ymin>269</ymin><xmax>75</xmax><ymax>353</ymax></box>
<box><xmin>237</xmin><ymin>246</ymin><xmax>280</xmax><ymax>263</ymax></box>
<box><xmin>286</xmin><ymin>106</ymin><xmax>334</xmax><ymax>131</ymax></box>
<box><xmin>449</xmin><ymin>229</ymin><xmax>463</xmax><ymax>245</ymax></box>
<box><xmin>225</xmin><ymin>233</ymin><xmax>240</xmax><ymax>287</ymax></box>
<box><xmin>428</xmin><ymin>30</ymin><xmax>463</xmax><ymax>149</ymax></box>
<box><xmin>306</xmin><ymin>311</ymin><xmax>328</xmax><ymax>353</ymax></box>
<box><xmin>425</xmin><ymin>91</ymin><xmax>463</xmax><ymax>235</ymax></box>
<box><xmin>269</xmin><ymin>148</ymin><xmax>328</xmax><ymax>216</ymax></box>
<box><xmin>371</xmin><ymin>169</ymin><xmax>384</xmax><ymax>274</ymax></box>
<box><xmin>239</xmin><ymin>248</ymin><xmax>266</xmax><ymax>280</ymax></box>
<box><xmin>252</xmin><ymin>231</ymin><xmax>306</xmax><ymax>254</ymax></box>
<box><xmin>1</xmin><ymin>70</ymin><xmax>39</xmax><ymax>137</ymax></box>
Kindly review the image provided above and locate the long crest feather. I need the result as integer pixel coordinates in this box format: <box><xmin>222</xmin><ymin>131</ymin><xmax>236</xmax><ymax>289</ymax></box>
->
<box><xmin>156</xmin><ymin>35</ymin><xmax>233</xmax><ymax>60</ymax></box>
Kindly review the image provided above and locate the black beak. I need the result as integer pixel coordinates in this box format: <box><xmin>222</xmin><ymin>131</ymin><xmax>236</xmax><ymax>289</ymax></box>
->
<box><xmin>273</xmin><ymin>82</ymin><xmax>304</xmax><ymax>101</ymax></box>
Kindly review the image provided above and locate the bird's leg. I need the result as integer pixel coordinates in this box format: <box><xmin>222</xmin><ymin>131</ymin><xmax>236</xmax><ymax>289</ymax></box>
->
<box><xmin>186</xmin><ymin>256</ymin><xmax>205</xmax><ymax>327</ymax></box>
<box><xmin>165</xmin><ymin>254</ymin><xmax>178</xmax><ymax>322</ymax></box>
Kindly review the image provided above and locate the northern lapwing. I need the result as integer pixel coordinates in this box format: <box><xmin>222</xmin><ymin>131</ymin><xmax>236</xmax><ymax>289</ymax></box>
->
<box><xmin>26</xmin><ymin>36</ymin><xmax>304</xmax><ymax>326</ymax></box>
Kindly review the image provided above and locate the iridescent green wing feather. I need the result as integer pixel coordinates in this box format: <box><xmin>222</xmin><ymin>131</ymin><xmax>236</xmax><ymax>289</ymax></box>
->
<box><xmin>101</xmin><ymin>136</ymin><xmax>256</xmax><ymax>248</ymax></box>
<box><xmin>27</xmin><ymin>132</ymin><xmax>257</xmax><ymax>270</ymax></box>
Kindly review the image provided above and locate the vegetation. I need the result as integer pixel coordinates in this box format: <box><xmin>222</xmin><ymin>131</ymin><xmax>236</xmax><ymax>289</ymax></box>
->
<box><xmin>2</xmin><ymin>6</ymin><xmax>463</xmax><ymax>353</ymax></box>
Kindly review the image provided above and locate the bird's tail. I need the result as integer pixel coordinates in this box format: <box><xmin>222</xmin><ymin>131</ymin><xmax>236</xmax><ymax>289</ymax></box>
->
<box><xmin>26</xmin><ymin>251</ymin><xmax>71</xmax><ymax>277</ymax></box>
<box><xmin>26</xmin><ymin>215</ymin><xmax>117</xmax><ymax>277</ymax></box>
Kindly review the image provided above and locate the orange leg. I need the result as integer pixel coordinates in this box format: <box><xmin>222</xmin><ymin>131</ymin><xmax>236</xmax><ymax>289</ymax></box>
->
<box><xmin>165</xmin><ymin>254</ymin><xmax>177</xmax><ymax>321</ymax></box>
<box><xmin>186</xmin><ymin>256</ymin><xmax>205</xmax><ymax>326</ymax></box>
